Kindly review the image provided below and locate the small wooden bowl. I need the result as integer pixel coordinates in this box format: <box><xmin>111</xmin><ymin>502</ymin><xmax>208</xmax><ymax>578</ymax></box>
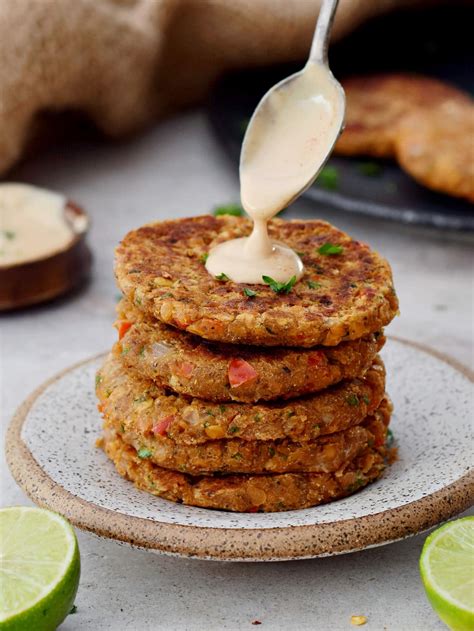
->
<box><xmin>0</xmin><ymin>201</ymin><xmax>92</xmax><ymax>311</ymax></box>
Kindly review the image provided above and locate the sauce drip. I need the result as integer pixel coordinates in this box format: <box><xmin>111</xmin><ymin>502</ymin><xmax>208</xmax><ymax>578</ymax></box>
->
<box><xmin>0</xmin><ymin>183</ymin><xmax>75</xmax><ymax>266</ymax></box>
<box><xmin>206</xmin><ymin>62</ymin><xmax>344</xmax><ymax>284</ymax></box>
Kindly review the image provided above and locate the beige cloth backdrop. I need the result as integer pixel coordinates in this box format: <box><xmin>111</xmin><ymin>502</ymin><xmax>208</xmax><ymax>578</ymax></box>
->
<box><xmin>0</xmin><ymin>0</ymin><xmax>436</xmax><ymax>174</ymax></box>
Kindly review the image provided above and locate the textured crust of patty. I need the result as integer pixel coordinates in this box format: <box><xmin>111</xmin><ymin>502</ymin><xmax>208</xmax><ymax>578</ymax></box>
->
<box><xmin>335</xmin><ymin>74</ymin><xmax>469</xmax><ymax>158</ymax></box>
<box><xmin>115</xmin><ymin>298</ymin><xmax>385</xmax><ymax>402</ymax></box>
<box><xmin>100</xmin><ymin>430</ymin><xmax>387</xmax><ymax>512</ymax></box>
<box><xmin>96</xmin><ymin>353</ymin><xmax>386</xmax><ymax>445</ymax></box>
<box><xmin>395</xmin><ymin>101</ymin><xmax>474</xmax><ymax>203</ymax></box>
<box><xmin>101</xmin><ymin>397</ymin><xmax>391</xmax><ymax>475</ymax></box>
<box><xmin>115</xmin><ymin>216</ymin><xmax>398</xmax><ymax>347</ymax></box>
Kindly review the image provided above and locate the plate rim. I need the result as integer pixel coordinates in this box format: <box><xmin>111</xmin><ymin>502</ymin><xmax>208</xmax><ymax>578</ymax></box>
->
<box><xmin>5</xmin><ymin>337</ymin><xmax>474</xmax><ymax>562</ymax></box>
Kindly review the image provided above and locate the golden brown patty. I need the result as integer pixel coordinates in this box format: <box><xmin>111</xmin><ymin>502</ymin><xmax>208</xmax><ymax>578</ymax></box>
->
<box><xmin>335</xmin><ymin>74</ymin><xmax>469</xmax><ymax>158</ymax></box>
<box><xmin>96</xmin><ymin>353</ymin><xmax>386</xmax><ymax>445</ymax></box>
<box><xmin>115</xmin><ymin>298</ymin><xmax>385</xmax><ymax>402</ymax></box>
<box><xmin>101</xmin><ymin>396</ymin><xmax>391</xmax><ymax>475</ymax></box>
<box><xmin>100</xmin><ymin>429</ymin><xmax>388</xmax><ymax>512</ymax></box>
<box><xmin>115</xmin><ymin>216</ymin><xmax>398</xmax><ymax>347</ymax></box>
<box><xmin>395</xmin><ymin>101</ymin><xmax>474</xmax><ymax>203</ymax></box>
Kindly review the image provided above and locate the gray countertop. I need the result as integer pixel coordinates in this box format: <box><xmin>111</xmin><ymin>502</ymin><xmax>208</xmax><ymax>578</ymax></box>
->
<box><xmin>1</xmin><ymin>111</ymin><xmax>473</xmax><ymax>631</ymax></box>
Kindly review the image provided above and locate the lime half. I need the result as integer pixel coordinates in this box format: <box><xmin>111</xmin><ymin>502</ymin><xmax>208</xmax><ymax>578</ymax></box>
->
<box><xmin>0</xmin><ymin>506</ymin><xmax>80</xmax><ymax>631</ymax></box>
<box><xmin>420</xmin><ymin>516</ymin><xmax>474</xmax><ymax>631</ymax></box>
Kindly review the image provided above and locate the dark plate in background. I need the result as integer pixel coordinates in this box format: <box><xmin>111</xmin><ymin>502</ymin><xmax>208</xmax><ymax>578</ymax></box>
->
<box><xmin>207</xmin><ymin>5</ymin><xmax>474</xmax><ymax>231</ymax></box>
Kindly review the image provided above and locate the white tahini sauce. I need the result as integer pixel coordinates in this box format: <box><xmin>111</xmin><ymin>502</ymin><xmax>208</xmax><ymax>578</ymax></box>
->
<box><xmin>206</xmin><ymin>62</ymin><xmax>344</xmax><ymax>284</ymax></box>
<box><xmin>0</xmin><ymin>183</ymin><xmax>75</xmax><ymax>266</ymax></box>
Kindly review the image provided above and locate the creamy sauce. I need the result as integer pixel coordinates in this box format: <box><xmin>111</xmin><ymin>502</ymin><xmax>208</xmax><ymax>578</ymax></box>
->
<box><xmin>206</xmin><ymin>62</ymin><xmax>344</xmax><ymax>284</ymax></box>
<box><xmin>0</xmin><ymin>183</ymin><xmax>77</xmax><ymax>266</ymax></box>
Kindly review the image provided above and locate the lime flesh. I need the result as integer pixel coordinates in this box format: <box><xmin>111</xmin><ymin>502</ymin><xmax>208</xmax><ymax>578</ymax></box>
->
<box><xmin>0</xmin><ymin>506</ymin><xmax>80</xmax><ymax>631</ymax></box>
<box><xmin>420</xmin><ymin>516</ymin><xmax>474</xmax><ymax>631</ymax></box>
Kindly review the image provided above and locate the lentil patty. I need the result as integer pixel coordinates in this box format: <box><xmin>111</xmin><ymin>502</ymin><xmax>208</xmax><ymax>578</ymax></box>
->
<box><xmin>115</xmin><ymin>216</ymin><xmax>398</xmax><ymax>347</ymax></box>
<box><xmin>99</xmin><ymin>429</ymin><xmax>388</xmax><ymax>512</ymax></box>
<box><xmin>96</xmin><ymin>353</ymin><xmax>386</xmax><ymax>445</ymax></box>
<box><xmin>101</xmin><ymin>396</ymin><xmax>391</xmax><ymax>475</ymax></box>
<box><xmin>115</xmin><ymin>298</ymin><xmax>385</xmax><ymax>403</ymax></box>
<box><xmin>334</xmin><ymin>74</ymin><xmax>469</xmax><ymax>158</ymax></box>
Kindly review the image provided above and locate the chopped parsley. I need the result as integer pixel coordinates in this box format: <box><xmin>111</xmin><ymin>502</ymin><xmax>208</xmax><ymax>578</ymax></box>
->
<box><xmin>362</xmin><ymin>395</ymin><xmax>370</xmax><ymax>405</ymax></box>
<box><xmin>219</xmin><ymin>405</ymin><xmax>226</xmax><ymax>413</ymax></box>
<box><xmin>317</xmin><ymin>243</ymin><xmax>343</xmax><ymax>256</ymax></box>
<box><xmin>317</xmin><ymin>165</ymin><xmax>339</xmax><ymax>190</ymax></box>
<box><xmin>95</xmin><ymin>374</ymin><xmax>103</xmax><ymax>386</ymax></box>
<box><xmin>386</xmin><ymin>428</ymin><xmax>395</xmax><ymax>448</ymax></box>
<box><xmin>243</xmin><ymin>287</ymin><xmax>257</xmax><ymax>298</ymax></box>
<box><xmin>262</xmin><ymin>275</ymin><xmax>297</xmax><ymax>294</ymax></box>
<box><xmin>346</xmin><ymin>394</ymin><xmax>360</xmax><ymax>407</ymax></box>
<box><xmin>200</xmin><ymin>252</ymin><xmax>209</xmax><ymax>264</ymax></box>
<box><xmin>232</xmin><ymin>452</ymin><xmax>243</xmax><ymax>460</ymax></box>
<box><xmin>307</xmin><ymin>280</ymin><xmax>322</xmax><ymax>289</ymax></box>
<box><xmin>69</xmin><ymin>605</ymin><xmax>78</xmax><ymax>615</ymax></box>
<box><xmin>229</xmin><ymin>425</ymin><xmax>240</xmax><ymax>434</ymax></box>
<box><xmin>268</xmin><ymin>447</ymin><xmax>276</xmax><ymax>457</ymax></box>
<box><xmin>215</xmin><ymin>272</ymin><xmax>230</xmax><ymax>281</ymax></box>
<box><xmin>240</xmin><ymin>118</ymin><xmax>250</xmax><ymax>134</ymax></box>
<box><xmin>357</xmin><ymin>161</ymin><xmax>383</xmax><ymax>177</ymax></box>
<box><xmin>137</xmin><ymin>447</ymin><xmax>152</xmax><ymax>459</ymax></box>
<box><xmin>139</xmin><ymin>346</ymin><xmax>146</xmax><ymax>357</ymax></box>
<box><xmin>296</xmin><ymin>251</ymin><xmax>306</xmax><ymax>258</ymax></box>
<box><xmin>213</xmin><ymin>204</ymin><xmax>243</xmax><ymax>217</ymax></box>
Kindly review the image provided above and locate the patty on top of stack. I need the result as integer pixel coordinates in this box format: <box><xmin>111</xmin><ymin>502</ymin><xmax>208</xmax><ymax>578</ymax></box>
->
<box><xmin>96</xmin><ymin>215</ymin><xmax>398</xmax><ymax>512</ymax></box>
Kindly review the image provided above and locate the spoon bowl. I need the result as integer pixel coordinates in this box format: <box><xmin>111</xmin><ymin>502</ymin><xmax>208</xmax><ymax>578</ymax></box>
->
<box><xmin>240</xmin><ymin>0</ymin><xmax>345</xmax><ymax>216</ymax></box>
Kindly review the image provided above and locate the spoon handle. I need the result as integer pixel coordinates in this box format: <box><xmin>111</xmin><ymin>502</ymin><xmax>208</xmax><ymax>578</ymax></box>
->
<box><xmin>308</xmin><ymin>0</ymin><xmax>340</xmax><ymax>66</ymax></box>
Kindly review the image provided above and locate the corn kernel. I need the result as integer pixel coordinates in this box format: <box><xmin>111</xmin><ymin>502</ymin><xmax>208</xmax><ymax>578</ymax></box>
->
<box><xmin>205</xmin><ymin>425</ymin><xmax>226</xmax><ymax>439</ymax></box>
<box><xmin>351</xmin><ymin>615</ymin><xmax>367</xmax><ymax>626</ymax></box>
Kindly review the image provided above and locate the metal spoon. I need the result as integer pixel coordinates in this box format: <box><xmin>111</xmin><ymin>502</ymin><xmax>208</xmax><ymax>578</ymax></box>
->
<box><xmin>240</xmin><ymin>0</ymin><xmax>345</xmax><ymax>211</ymax></box>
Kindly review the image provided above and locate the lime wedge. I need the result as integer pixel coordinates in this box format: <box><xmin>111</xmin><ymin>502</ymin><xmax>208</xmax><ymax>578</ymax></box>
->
<box><xmin>420</xmin><ymin>516</ymin><xmax>474</xmax><ymax>631</ymax></box>
<box><xmin>0</xmin><ymin>506</ymin><xmax>80</xmax><ymax>631</ymax></box>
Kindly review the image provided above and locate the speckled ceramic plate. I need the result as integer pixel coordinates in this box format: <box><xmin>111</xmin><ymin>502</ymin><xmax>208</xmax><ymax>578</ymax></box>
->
<box><xmin>6</xmin><ymin>338</ymin><xmax>473</xmax><ymax>561</ymax></box>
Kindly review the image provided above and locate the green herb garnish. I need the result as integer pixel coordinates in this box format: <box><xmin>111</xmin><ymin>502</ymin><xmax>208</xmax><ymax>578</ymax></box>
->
<box><xmin>307</xmin><ymin>280</ymin><xmax>322</xmax><ymax>289</ymax></box>
<box><xmin>317</xmin><ymin>243</ymin><xmax>343</xmax><ymax>256</ymax></box>
<box><xmin>240</xmin><ymin>118</ymin><xmax>250</xmax><ymax>134</ymax></box>
<box><xmin>268</xmin><ymin>447</ymin><xmax>276</xmax><ymax>457</ymax></box>
<box><xmin>219</xmin><ymin>405</ymin><xmax>226</xmax><ymax>413</ymax></box>
<box><xmin>137</xmin><ymin>448</ymin><xmax>152</xmax><ymax>459</ymax></box>
<box><xmin>243</xmin><ymin>287</ymin><xmax>257</xmax><ymax>298</ymax></box>
<box><xmin>200</xmin><ymin>253</ymin><xmax>209</xmax><ymax>264</ymax></box>
<box><xmin>357</xmin><ymin>161</ymin><xmax>383</xmax><ymax>177</ymax></box>
<box><xmin>69</xmin><ymin>605</ymin><xmax>78</xmax><ymax>615</ymax></box>
<box><xmin>346</xmin><ymin>394</ymin><xmax>360</xmax><ymax>407</ymax></box>
<box><xmin>386</xmin><ymin>428</ymin><xmax>395</xmax><ymax>448</ymax></box>
<box><xmin>215</xmin><ymin>272</ymin><xmax>230</xmax><ymax>281</ymax></box>
<box><xmin>318</xmin><ymin>166</ymin><xmax>339</xmax><ymax>190</ymax></box>
<box><xmin>262</xmin><ymin>275</ymin><xmax>297</xmax><ymax>294</ymax></box>
<box><xmin>362</xmin><ymin>395</ymin><xmax>370</xmax><ymax>405</ymax></box>
<box><xmin>232</xmin><ymin>452</ymin><xmax>243</xmax><ymax>460</ymax></box>
<box><xmin>213</xmin><ymin>204</ymin><xmax>243</xmax><ymax>217</ymax></box>
<box><xmin>95</xmin><ymin>374</ymin><xmax>103</xmax><ymax>386</ymax></box>
<box><xmin>229</xmin><ymin>425</ymin><xmax>240</xmax><ymax>434</ymax></box>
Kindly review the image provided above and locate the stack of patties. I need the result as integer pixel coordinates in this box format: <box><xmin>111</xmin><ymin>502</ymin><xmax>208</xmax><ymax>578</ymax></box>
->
<box><xmin>96</xmin><ymin>215</ymin><xmax>399</xmax><ymax>512</ymax></box>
